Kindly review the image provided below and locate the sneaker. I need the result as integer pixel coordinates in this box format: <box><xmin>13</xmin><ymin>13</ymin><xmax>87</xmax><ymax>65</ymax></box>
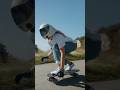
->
<box><xmin>50</xmin><ymin>67</ymin><xmax>60</xmax><ymax>75</ymax></box>
<box><xmin>65</xmin><ymin>63</ymin><xmax>75</xmax><ymax>71</ymax></box>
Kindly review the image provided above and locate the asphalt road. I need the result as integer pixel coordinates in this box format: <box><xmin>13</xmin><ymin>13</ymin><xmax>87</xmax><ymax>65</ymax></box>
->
<box><xmin>35</xmin><ymin>60</ymin><xmax>85</xmax><ymax>90</ymax></box>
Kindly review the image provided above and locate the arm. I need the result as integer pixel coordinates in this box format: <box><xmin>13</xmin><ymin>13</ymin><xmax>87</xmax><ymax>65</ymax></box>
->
<box><xmin>41</xmin><ymin>48</ymin><xmax>52</xmax><ymax>63</ymax></box>
<box><xmin>48</xmin><ymin>48</ymin><xmax>52</xmax><ymax>57</ymax></box>
<box><xmin>60</xmin><ymin>47</ymin><xmax>65</xmax><ymax>70</ymax></box>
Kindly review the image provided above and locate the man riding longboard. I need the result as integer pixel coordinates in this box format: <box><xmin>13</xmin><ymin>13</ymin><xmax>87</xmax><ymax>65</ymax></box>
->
<box><xmin>39</xmin><ymin>24</ymin><xmax>81</xmax><ymax>82</ymax></box>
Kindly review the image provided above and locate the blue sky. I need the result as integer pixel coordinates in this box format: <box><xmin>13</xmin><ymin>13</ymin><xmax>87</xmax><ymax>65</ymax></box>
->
<box><xmin>35</xmin><ymin>0</ymin><xmax>85</xmax><ymax>51</ymax></box>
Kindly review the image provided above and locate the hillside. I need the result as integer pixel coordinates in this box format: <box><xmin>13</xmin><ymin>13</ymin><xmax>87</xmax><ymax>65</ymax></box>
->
<box><xmin>86</xmin><ymin>23</ymin><xmax>120</xmax><ymax>82</ymax></box>
<box><xmin>69</xmin><ymin>36</ymin><xmax>85</xmax><ymax>59</ymax></box>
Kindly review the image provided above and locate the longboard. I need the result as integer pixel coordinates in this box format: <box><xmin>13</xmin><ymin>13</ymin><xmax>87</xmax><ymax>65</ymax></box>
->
<box><xmin>47</xmin><ymin>69</ymin><xmax>80</xmax><ymax>84</ymax></box>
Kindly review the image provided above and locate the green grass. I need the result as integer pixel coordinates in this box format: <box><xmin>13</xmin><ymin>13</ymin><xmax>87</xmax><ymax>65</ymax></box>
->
<box><xmin>35</xmin><ymin>50</ymin><xmax>85</xmax><ymax>65</ymax></box>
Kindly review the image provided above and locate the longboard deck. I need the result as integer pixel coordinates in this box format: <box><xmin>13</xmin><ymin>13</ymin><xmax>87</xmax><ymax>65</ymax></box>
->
<box><xmin>47</xmin><ymin>69</ymin><xmax>80</xmax><ymax>83</ymax></box>
<box><xmin>64</xmin><ymin>69</ymin><xmax>80</xmax><ymax>75</ymax></box>
<box><xmin>47</xmin><ymin>69</ymin><xmax>79</xmax><ymax>77</ymax></box>
<box><xmin>47</xmin><ymin>76</ymin><xmax>58</xmax><ymax>84</ymax></box>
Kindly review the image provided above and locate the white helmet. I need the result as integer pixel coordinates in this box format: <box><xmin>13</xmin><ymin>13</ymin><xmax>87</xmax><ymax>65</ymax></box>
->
<box><xmin>39</xmin><ymin>24</ymin><xmax>57</xmax><ymax>39</ymax></box>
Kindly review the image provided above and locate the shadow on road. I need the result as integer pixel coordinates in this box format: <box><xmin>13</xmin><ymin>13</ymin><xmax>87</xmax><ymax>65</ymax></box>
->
<box><xmin>56</xmin><ymin>75</ymin><xmax>85</xmax><ymax>88</ymax></box>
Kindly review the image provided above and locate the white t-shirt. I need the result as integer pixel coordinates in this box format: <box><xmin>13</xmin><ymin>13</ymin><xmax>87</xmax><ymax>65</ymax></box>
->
<box><xmin>48</xmin><ymin>33</ymin><xmax>73</xmax><ymax>49</ymax></box>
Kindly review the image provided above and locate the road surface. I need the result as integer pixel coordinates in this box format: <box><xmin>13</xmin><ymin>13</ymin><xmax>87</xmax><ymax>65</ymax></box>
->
<box><xmin>35</xmin><ymin>60</ymin><xmax>85</xmax><ymax>90</ymax></box>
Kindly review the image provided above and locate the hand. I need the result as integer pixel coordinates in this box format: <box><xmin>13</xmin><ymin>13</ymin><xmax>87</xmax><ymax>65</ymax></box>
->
<box><xmin>41</xmin><ymin>56</ymin><xmax>49</xmax><ymax>63</ymax></box>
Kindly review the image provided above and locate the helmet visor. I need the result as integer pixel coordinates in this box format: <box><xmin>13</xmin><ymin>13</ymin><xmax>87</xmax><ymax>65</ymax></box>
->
<box><xmin>40</xmin><ymin>25</ymin><xmax>49</xmax><ymax>38</ymax></box>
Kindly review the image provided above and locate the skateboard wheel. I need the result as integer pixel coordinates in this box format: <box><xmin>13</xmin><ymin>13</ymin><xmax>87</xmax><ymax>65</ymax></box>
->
<box><xmin>48</xmin><ymin>77</ymin><xmax>52</xmax><ymax>81</ymax></box>
<box><xmin>72</xmin><ymin>73</ymin><xmax>78</xmax><ymax>77</ymax></box>
<box><xmin>47</xmin><ymin>77</ymin><xmax>57</xmax><ymax>83</ymax></box>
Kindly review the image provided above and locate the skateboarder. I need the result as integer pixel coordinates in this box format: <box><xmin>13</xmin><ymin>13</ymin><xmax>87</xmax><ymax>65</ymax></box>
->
<box><xmin>39</xmin><ymin>24</ymin><xmax>81</xmax><ymax>77</ymax></box>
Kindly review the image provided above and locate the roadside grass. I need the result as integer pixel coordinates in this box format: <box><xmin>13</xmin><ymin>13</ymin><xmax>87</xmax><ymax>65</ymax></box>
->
<box><xmin>35</xmin><ymin>54</ymin><xmax>85</xmax><ymax>65</ymax></box>
<box><xmin>35</xmin><ymin>49</ymin><xmax>85</xmax><ymax>65</ymax></box>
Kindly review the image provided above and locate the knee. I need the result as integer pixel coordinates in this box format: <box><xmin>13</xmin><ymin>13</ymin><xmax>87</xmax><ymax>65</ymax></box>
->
<box><xmin>52</xmin><ymin>44</ymin><xmax>59</xmax><ymax>53</ymax></box>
